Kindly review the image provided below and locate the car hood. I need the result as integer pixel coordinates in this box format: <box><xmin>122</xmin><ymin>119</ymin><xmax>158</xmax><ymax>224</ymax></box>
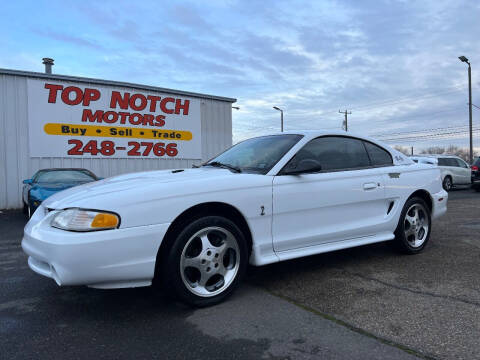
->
<box><xmin>43</xmin><ymin>167</ymin><xmax>265</xmax><ymax>210</ymax></box>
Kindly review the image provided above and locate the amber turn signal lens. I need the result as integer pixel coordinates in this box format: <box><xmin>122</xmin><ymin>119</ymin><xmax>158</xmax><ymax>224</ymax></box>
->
<box><xmin>91</xmin><ymin>213</ymin><xmax>119</xmax><ymax>228</ymax></box>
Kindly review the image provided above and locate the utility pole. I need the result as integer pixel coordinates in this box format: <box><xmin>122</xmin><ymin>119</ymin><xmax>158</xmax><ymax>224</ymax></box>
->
<box><xmin>411</xmin><ymin>146</ymin><xmax>414</xmax><ymax>156</ymax></box>
<box><xmin>339</xmin><ymin>110</ymin><xmax>351</xmax><ymax>131</ymax></box>
<box><xmin>459</xmin><ymin>56</ymin><xmax>473</xmax><ymax>163</ymax></box>
<box><xmin>468</xmin><ymin>63</ymin><xmax>473</xmax><ymax>163</ymax></box>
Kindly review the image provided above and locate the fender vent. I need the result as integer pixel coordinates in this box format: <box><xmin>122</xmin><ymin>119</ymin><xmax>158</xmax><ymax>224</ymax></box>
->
<box><xmin>387</xmin><ymin>201</ymin><xmax>394</xmax><ymax>214</ymax></box>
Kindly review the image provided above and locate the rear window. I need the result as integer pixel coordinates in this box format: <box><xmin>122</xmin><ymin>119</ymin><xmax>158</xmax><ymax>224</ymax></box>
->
<box><xmin>363</xmin><ymin>142</ymin><xmax>393</xmax><ymax>166</ymax></box>
<box><xmin>473</xmin><ymin>158</ymin><xmax>480</xmax><ymax>166</ymax></box>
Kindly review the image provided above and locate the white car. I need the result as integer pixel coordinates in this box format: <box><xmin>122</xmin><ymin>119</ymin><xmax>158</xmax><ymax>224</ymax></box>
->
<box><xmin>410</xmin><ymin>155</ymin><xmax>471</xmax><ymax>191</ymax></box>
<box><xmin>22</xmin><ymin>131</ymin><xmax>448</xmax><ymax>306</ymax></box>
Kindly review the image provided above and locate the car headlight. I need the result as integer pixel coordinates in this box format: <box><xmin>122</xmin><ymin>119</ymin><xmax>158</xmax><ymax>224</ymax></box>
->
<box><xmin>51</xmin><ymin>208</ymin><xmax>120</xmax><ymax>231</ymax></box>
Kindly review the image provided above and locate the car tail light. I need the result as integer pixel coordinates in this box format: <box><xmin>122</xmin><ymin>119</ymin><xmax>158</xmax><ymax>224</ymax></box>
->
<box><xmin>472</xmin><ymin>165</ymin><xmax>479</xmax><ymax>171</ymax></box>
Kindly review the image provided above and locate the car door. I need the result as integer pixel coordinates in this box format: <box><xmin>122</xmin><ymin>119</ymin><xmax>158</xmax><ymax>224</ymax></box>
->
<box><xmin>272</xmin><ymin>136</ymin><xmax>389</xmax><ymax>252</ymax></box>
<box><xmin>446</xmin><ymin>158</ymin><xmax>462</xmax><ymax>184</ymax></box>
<box><xmin>454</xmin><ymin>158</ymin><xmax>471</xmax><ymax>184</ymax></box>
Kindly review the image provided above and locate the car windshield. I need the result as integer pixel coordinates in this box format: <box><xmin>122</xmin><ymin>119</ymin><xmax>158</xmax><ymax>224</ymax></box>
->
<box><xmin>206</xmin><ymin>134</ymin><xmax>303</xmax><ymax>174</ymax></box>
<box><xmin>34</xmin><ymin>170</ymin><xmax>96</xmax><ymax>183</ymax></box>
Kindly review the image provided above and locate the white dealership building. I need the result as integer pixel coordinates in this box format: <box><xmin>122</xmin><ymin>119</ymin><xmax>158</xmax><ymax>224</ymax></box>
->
<box><xmin>0</xmin><ymin>65</ymin><xmax>236</xmax><ymax>209</ymax></box>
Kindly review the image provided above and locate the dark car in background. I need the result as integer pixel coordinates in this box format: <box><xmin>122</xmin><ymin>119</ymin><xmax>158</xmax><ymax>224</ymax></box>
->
<box><xmin>22</xmin><ymin>168</ymin><xmax>100</xmax><ymax>217</ymax></box>
<box><xmin>472</xmin><ymin>157</ymin><xmax>480</xmax><ymax>192</ymax></box>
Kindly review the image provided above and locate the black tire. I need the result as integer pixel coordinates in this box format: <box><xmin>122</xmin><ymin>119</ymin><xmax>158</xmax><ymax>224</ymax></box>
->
<box><xmin>473</xmin><ymin>185</ymin><xmax>480</xmax><ymax>192</ymax></box>
<box><xmin>22</xmin><ymin>201</ymin><xmax>28</xmax><ymax>215</ymax></box>
<box><xmin>442</xmin><ymin>176</ymin><xmax>452</xmax><ymax>191</ymax></box>
<box><xmin>161</xmin><ymin>215</ymin><xmax>248</xmax><ymax>307</ymax></box>
<box><xmin>26</xmin><ymin>202</ymin><xmax>33</xmax><ymax>219</ymax></box>
<box><xmin>393</xmin><ymin>197</ymin><xmax>432</xmax><ymax>254</ymax></box>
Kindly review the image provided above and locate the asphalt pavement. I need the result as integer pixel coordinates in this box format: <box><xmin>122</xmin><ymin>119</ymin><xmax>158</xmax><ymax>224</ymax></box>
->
<box><xmin>0</xmin><ymin>188</ymin><xmax>479</xmax><ymax>359</ymax></box>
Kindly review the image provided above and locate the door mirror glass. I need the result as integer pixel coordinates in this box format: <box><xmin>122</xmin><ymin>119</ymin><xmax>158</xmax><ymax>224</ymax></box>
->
<box><xmin>23</xmin><ymin>179</ymin><xmax>33</xmax><ymax>184</ymax></box>
<box><xmin>283</xmin><ymin>159</ymin><xmax>323</xmax><ymax>175</ymax></box>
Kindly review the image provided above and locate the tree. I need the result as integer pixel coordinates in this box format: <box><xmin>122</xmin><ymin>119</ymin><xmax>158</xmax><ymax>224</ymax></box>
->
<box><xmin>420</xmin><ymin>145</ymin><xmax>478</xmax><ymax>162</ymax></box>
<box><xmin>393</xmin><ymin>146</ymin><xmax>410</xmax><ymax>155</ymax></box>
<box><xmin>420</xmin><ymin>146</ymin><xmax>445</xmax><ymax>155</ymax></box>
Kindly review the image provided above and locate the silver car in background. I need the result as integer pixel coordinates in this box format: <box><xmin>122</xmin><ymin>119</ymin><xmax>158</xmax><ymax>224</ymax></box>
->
<box><xmin>410</xmin><ymin>154</ymin><xmax>471</xmax><ymax>191</ymax></box>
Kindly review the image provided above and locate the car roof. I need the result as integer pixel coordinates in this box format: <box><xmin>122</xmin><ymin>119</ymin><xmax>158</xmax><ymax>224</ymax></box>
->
<box><xmin>37</xmin><ymin>168</ymin><xmax>93</xmax><ymax>171</ymax></box>
<box><xmin>255</xmin><ymin>129</ymin><xmax>413</xmax><ymax>167</ymax></box>
<box><xmin>264</xmin><ymin>129</ymin><xmax>388</xmax><ymax>145</ymax></box>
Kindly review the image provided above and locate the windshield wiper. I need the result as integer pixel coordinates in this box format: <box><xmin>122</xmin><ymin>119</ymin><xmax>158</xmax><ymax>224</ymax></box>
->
<box><xmin>203</xmin><ymin>161</ymin><xmax>242</xmax><ymax>173</ymax></box>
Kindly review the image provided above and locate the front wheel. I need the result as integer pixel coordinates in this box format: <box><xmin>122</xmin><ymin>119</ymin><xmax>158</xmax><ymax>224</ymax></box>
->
<box><xmin>163</xmin><ymin>216</ymin><xmax>248</xmax><ymax>307</ymax></box>
<box><xmin>393</xmin><ymin>197</ymin><xmax>431</xmax><ymax>254</ymax></box>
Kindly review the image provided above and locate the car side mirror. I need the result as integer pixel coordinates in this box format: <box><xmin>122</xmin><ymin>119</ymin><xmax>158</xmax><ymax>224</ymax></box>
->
<box><xmin>283</xmin><ymin>159</ymin><xmax>322</xmax><ymax>175</ymax></box>
<box><xmin>23</xmin><ymin>179</ymin><xmax>33</xmax><ymax>184</ymax></box>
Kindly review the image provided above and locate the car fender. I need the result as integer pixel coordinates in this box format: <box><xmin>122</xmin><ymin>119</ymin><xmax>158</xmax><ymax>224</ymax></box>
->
<box><xmin>440</xmin><ymin>169</ymin><xmax>454</xmax><ymax>182</ymax></box>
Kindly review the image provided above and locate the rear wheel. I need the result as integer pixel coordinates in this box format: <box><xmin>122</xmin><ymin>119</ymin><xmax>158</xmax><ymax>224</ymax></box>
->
<box><xmin>442</xmin><ymin>176</ymin><xmax>452</xmax><ymax>191</ymax></box>
<box><xmin>394</xmin><ymin>197</ymin><xmax>431</xmax><ymax>254</ymax></box>
<box><xmin>162</xmin><ymin>216</ymin><xmax>247</xmax><ymax>307</ymax></box>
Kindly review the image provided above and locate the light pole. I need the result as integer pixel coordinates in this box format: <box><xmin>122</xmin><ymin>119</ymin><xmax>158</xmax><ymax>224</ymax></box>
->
<box><xmin>459</xmin><ymin>55</ymin><xmax>473</xmax><ymax>163</ymax></box>
<box><xmin>232</xmin><ymin>106</ymin><xmax>240</xmax><ymax>110</ymax></box>
<box><xmin>273</xmin><ymin>106</ymin><xmax>284</xmax><ymax>132</ymax></box>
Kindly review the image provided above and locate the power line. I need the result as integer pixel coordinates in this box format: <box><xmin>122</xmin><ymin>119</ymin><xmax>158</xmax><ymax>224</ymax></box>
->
<box><xmin>319</xmin><ymin>84</ymin><xmax>471</xmax><ymax>115</ymax></box>
<box><xmin>373</xmin><ymin>124</ymin><xmax>473</xmax><ymax>138</ymax></box>
<box><xmin>380</xmin><ymin>128</ymin><xmax>480</xmax><ymax>142</ymax></box>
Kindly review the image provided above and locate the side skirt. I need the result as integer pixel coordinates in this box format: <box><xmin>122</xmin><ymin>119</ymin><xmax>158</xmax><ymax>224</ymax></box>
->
<box><xmin>274</xmin><ymin>232</ymin><xmax>395</xmax><ymax>263</ymax></box>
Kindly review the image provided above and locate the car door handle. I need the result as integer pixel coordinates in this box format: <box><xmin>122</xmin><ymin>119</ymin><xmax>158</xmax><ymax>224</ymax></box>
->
<box><xmin>363</xmin><ymin>182</ymin><xmax>377</xmax><ymax>190</ymax></box>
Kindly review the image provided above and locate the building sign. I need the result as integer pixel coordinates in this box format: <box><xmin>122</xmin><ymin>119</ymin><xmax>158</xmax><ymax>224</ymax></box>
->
<box><xmin>27</xmin><ymin>79</ymin><xmax>202</xmax><ymax>159</ymax></box>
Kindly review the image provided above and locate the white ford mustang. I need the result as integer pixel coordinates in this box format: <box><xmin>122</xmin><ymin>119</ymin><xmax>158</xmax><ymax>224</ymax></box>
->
<box><xmin>23</xmin><ymin>130</ymin><xmax>447</xmax><ymax>306</ymax></box>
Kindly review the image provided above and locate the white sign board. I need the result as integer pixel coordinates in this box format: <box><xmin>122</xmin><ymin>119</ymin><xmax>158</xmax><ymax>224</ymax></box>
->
<box><xmin>27</xmin><ymin>79</ymin><xmax>202</xmax><ymax>159</ymax></box>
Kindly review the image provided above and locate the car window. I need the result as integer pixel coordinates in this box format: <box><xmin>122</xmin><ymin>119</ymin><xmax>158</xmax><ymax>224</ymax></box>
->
<box><xmin>437</xmin><ymin>158</ymin><xmax>448</xmax><ymax>166</ymax></box>
<box><xmin>290</xmin><ymin>136</ymin><xmax>370</xmax><ymax>172</ymax></box>
<box><xmin>35</xmin><ymin>170</ymin><xmax>96</xmax><ymax>183</ymax></box>
<box><xmin>474</xmin><ymin>158</ymin><xmax>480</xmax><ymax>166</ymax></box>
<box><xmin>447</xmin><ymin>158</ymin><xmax>458</xmax><ymax>167</ymax></box>
<box><xmin>32</xmin><ymin>170</ymin><xmax>47</xmax><ymax>182</ymax></box>
<box><xmin>454</xmin><ymin>158</ymin><xmax>468</xmax><ymax>168</ymax></box>
<box><xmin>363</xmin><ymin>141</ymin><xmax>393</xmax><ymax>166</ymax></box>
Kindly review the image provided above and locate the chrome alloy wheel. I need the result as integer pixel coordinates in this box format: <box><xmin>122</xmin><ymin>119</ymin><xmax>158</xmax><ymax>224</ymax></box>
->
<box><xmin>404</xmin><ymin>203</ymin><xmax>429</xmax><ymax>248</ymax></box>
<box><xmin>180</xmin><ymin>226</ymin><xmax>240</xmax><ymax>297</ymax></box>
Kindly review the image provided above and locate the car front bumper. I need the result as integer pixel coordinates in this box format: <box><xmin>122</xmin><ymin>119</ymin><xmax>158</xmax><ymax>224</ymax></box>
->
<box><xmin>22</xmin><ymin>205</ymin><xmax>170</xmax><ymax>289</ymax></box>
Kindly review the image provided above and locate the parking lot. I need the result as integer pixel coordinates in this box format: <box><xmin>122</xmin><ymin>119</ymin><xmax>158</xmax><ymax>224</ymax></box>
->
<box><xmin>1</xmin><ymin>189</ymin><xmax>479</xmax><ymax>360</ymax></box>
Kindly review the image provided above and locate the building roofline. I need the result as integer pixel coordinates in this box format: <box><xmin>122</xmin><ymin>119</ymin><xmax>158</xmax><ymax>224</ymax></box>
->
<box><xmin>0</xmin><ymin>68</ymin><xmax>237</xmax><ymax>103</ymax></box>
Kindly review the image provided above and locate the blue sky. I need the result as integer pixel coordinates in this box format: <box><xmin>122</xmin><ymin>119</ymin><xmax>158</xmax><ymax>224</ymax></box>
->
<box><xmin>2</xmin><ymin>0</ymin><xmax>479</xmax><ymax>150</ymax></box>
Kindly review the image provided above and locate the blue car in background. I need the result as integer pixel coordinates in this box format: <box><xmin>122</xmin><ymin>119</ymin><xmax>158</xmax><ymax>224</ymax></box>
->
<box><xmin>22</xmin><ymin>168</ymin><xmax>100</xmax><ymax>217</ymax></box>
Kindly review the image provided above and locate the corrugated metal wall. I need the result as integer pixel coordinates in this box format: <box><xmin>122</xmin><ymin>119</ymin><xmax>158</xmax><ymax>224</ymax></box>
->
<box><xmin>0</xmin><ymin>72</ymin><xmax>233</xmax><ymax>209</ymax></box>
